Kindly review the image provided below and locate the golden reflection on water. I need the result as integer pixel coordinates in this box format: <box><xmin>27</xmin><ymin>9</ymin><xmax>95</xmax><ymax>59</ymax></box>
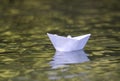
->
<box><xmin>0</xmin><ymin>0</ymin><xmax>120</xmax><ymax>81</ymax></box>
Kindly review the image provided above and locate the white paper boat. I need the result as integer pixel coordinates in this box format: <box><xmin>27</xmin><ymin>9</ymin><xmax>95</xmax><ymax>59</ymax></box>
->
<box><xmin>47</xmin><ymin>33</ymin><xmax>91</xmax><ymax>52</ymax></box>
<box><xmin>49</xmin><ymin>50</ymin><xmax>90</xmax><ymax>69</ymax></box>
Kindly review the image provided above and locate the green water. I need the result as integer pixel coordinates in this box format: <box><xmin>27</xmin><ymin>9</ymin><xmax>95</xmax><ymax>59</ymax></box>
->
<box><xmin>0</xmin><ymin>0</ymin><xmax>120</xmax><ymax>81</ymax></box>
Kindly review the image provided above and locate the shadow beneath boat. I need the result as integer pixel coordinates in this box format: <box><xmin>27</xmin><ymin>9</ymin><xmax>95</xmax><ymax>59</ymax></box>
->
<box><xmin>49</xmin><ymin>50</ymin><xmax>90</xmax><ymax>69</ymax></box>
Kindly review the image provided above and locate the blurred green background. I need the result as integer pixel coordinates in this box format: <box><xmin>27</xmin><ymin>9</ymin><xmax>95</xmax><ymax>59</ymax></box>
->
<box><xmin>0</xmin><ymin>0</ymin><xmax>120</xmax><ymax>81</ymax></box>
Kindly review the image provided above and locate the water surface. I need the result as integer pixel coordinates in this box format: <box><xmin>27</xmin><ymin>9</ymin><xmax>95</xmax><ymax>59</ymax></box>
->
<box><xmin>0</xmin><ymin>0</ymin><xmax>120</xmax><ymax>81</ymax></box>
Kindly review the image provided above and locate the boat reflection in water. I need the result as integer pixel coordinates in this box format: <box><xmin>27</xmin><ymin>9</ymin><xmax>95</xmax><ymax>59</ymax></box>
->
<box><xmin>49</xmin><ymin>50</ymin><xmax>90</xmax><ymax>69</ymax></box>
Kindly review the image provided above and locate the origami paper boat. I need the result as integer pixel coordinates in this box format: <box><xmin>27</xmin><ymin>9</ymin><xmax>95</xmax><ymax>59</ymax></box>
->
<box><xmin>47</xmin><ymin>33</ymin><xmax>91</xmax><ymax>52</ymax></box>
<box><xmin>49</xmin><ymin>50</ymin><xmax>90</xmax><ymax>69</ymax></box>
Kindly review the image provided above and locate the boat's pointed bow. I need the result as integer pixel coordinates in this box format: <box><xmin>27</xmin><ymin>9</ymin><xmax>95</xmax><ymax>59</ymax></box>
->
<box><xmin>83</xmin><ymin>34</ymin><xmax>91</xmax><ymax>38</ymax></box>
<box><xmin>86</xmin><ymin>34</ymin><xmax>91</xmax><ymax>37</ymax></box>
<box><xmin>47</xmin><ymin>33</ymin><xmax>51</xmax><ymax>37</ymax></box>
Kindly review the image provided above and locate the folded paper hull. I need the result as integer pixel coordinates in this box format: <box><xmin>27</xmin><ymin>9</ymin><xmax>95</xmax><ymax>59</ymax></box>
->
<box><xmin>47</xmin><ymin>33</ymin><xmax>91</xmax><ymax>52</ymax></box>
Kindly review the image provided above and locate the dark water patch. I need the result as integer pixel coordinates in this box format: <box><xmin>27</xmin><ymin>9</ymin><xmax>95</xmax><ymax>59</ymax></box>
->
<box><xmin>0</xmin><ymin>0</ymin><xmax>120</xmax><ymax>81</ymax></box>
